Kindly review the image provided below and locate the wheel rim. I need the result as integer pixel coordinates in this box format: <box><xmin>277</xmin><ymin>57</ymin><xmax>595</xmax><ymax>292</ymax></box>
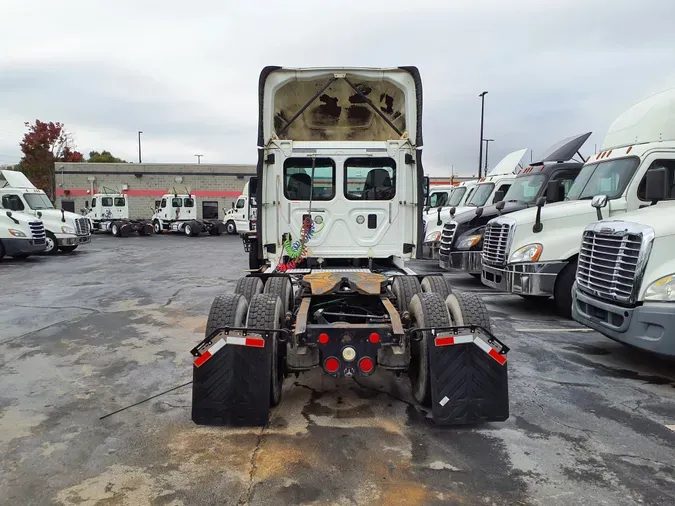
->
<box><xmin>185</xmin><ymin>225</ymin><xmax>191</xmax><ymax>235</ymax></box>
<box><xmin>227</xmin><ymin>222</ymin><xmax>235</xmax><ymax>233</ymax></box>
<box><xmin>45</xmin><ymin>236</ymin><xmax>55</xmax><ymax>252</ymax></box>
<box><xmin>112</xmin><ymin>225</ymin><xmax>118</xmax><ymax>235</ymax></box>
<box><xmin>154</xmin><ymin>222</ymin><xmax>161</xmax><ymax>233</ymax></box>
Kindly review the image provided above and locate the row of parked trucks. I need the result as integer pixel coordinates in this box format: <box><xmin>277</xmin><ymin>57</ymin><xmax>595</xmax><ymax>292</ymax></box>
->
<box><xmin>427</xmin><ymin>88</ymin><xmax>675</xmax><ymax>358</ymax></box>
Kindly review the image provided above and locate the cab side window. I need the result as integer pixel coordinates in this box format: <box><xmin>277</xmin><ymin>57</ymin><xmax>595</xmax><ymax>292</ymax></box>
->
<box><xmin>91</xmin><ymin>197</ymin><xmax>97</xmax><ymax>208</ymax></box>
<box><xmin>637</xmin><ymin>160</ymin><xmax>675</xmax><ymax>201</ymax></box>
<box><xmin>184</xmin><ymin>198</ymin><xmax>194</xmax><ymax>207</ymax></box>
<box><xmin>236</xmin><ymin>198</ymin><xmax>246</xmax><ymax>209</ymax></box>
<box><xmin>101</xmin><ymin>197</ymin><xmax>113</xmax><ymax>207</ymax></box>
<box><xmin>550</xmin><ymin>170</ymin><xmax>578</xmax><ymax>198</ymax></box>
<box><xmin>2</xmin><ymin>194</ymin><xmax>24</xmax><ymax>211</ymax></box>
<box><xmin>161</xmin><ymin>198</ymin><xmax>167</xmax><ymax>208</ymax></box>
<box><xmin>492</xmin><ymin>184</ymin><xmax>511</xmax><ymax>203</ymax></box>
<box><xmin>172</xmin><ymin>198</ymin><xmax>183</xmax><ymax>207</ymax></box>
<box><xmin>114</xmin><ymin>197</ymin><xmax>125</xmax><ymax>207</ymax></box>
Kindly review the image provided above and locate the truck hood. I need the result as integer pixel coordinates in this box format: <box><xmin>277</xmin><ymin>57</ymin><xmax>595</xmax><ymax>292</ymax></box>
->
<box><xmin>506</xmin><ymin>199</ymin><xmax>598</xmax><ymax>227</ymax></box>
<box><xmin>454</xmin><ymin>201</ymin><xmax>530</xmax><ymax>227</ymax></box>
<box><xmin>599</xmin><ymin>201</ymin><xmax>675</xmax><ymax>237</ymax></box>
<box><xmin>2</xmin><ymin>210</ymin><xmax>41</xmax><ymax>227</ymax></box>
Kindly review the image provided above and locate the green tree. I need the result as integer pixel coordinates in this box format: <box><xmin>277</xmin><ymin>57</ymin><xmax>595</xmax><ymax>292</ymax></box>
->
<box><xmin>87</xmin><ymin>150</ymin><xmax>126</xmax><ymax>163</ymax></box>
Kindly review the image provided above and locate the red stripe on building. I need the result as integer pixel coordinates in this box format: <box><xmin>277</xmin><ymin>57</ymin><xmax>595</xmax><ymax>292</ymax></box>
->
<box><xmin>56</xmin><ymin>189</ymin><xmax>241</xmax><ymax>198</ymax></box>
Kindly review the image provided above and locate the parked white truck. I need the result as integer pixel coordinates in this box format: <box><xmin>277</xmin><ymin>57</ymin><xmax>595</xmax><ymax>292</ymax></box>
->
<box><xmin>0</xmin><ymin>209</ymin><xmax>46</xmax><ymax>260</ymax></box>
<box><xmin>152</xmin><ymin>191</ymin><xmax>226</xmax><ymax>236</ymax></box>
<box><xmin>422</xmin><ymin>149</ymin><xmax>527</xmax><ymax>259</ymax></box>
<box><xmin>223</xmin><ymin>180</ymin><xmax>256</xmax><ymax>236</ymax></box>
<box><xmin>481</xmin><ymin>88</ymin><xmax>675</xmax><ymax>317</ymax></box>
<box><xmin>0</xmin><ymin>170</ymin><xmax>91</xmax><ymax>254</ymax></box>
<box><xmin>82</xmin><ymin>191</ymin><xmax>153</xmax><ymax>237</ymax></box>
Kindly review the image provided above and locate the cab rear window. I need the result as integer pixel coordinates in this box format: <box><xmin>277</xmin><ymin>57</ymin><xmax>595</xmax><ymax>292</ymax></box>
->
<box><xmin>284</xmin><ymin>158</ymin><xmax>335</xmax><ymax>201</ymax></box>
<box><xmin>344</xmin><ymin>158</ymin><xmax>396</xmax><ymax>201</ymax></box>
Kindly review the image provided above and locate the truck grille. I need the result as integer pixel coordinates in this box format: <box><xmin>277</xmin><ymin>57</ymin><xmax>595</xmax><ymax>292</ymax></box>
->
<box><xmin>29</xmin><ymin>221</ymin><xmax>46</xmax><ymax>244</ymax></box>
<box><xmin>482</xmin><ymin>221</ymin><xmax>513</xmax><ymax>266</ymax></box>
<box><xmin>439</xmin><ymin>222</ymin><xmax>457</xmax><ymax>255</ymax></box>
<box><xmin>75</xmin><ymin>218</ymin><xmax>91</xmax><ymax>236</ymax></box>
<box><xmin>577</xmin><ymin>230</ymin><xmax>643</xmax><ymax>303</ymax></box>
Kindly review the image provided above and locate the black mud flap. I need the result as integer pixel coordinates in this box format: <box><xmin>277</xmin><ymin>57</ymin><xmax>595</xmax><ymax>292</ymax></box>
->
<box><xmin>427</xmin><ymin>327</ymin><xmax>509</xmax><ymax>425</ymax></box>
<box><xmin>191</xmin><ymin>331</ymin><xmax>271</xmax><ymax>427</ymax></box>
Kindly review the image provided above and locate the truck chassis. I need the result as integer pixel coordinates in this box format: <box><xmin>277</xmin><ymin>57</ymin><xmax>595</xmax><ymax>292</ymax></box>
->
<box><xmin>93</xmin><ymin>219</ymin><xmax>153</xmax><ymax>237</ymax></box>
<box><xmin>191</xmin><ymin>268</ymin><xmax>509</xmax><ymax>427</ymax></box>
<box><xmin>153</xmin><ymin>219</ymin><xmax>226</xmax><ymax>237</ymax></box>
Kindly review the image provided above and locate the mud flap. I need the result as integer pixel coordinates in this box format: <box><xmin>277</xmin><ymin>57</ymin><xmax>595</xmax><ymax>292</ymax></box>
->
<box><xmin>428</xmin><ymin>328</ymin><xmax>509</xmax><ymax>425</ymax></box>
<box><xmin>191</xmin><ymin>332</ymin><xmax>271</xmax><ymax>426</ymax></box>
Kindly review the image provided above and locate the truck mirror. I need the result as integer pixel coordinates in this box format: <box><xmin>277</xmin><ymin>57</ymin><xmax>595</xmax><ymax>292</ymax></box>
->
<box><xmin>422</xmin><ymin>176</ymin><xmax>430</xmax><ymax>199</ymax></box>
<box><xmin>495</xmin><ymin>200</ymin><xmax>505</xmax><ymax>213</ymax></box>
<box><xmin>5</xmin><ymin>211</ymin><xmax>11</xmax><ymax>218</ymax></box>
<box><xmin>536</xmin><ymin>196</ymin><xmax>546</xmax><ymax>208</ymax></box>
<box><xmin>475</xmin><ymin>207</ymin><xmax>484</xmax><ymax>218</ymax></box>
<box><xmin>591</xmin><ymin>194</ymin><xmax>608</xmax><ymax>220</ymax></box>
<box><xmin>231</xmin><ymin>202</ymin><xmax>235</xmax><ymax>209</ymax></box>
<box><xmin>645</xmin><ymin>167</ymin><xmax>667</xmax><ymax>202</ymax></box>
<box><xmin>546</xmin><ymin>180</ymin><xmax>564</xmax><ymax>203</ymax></box>
<box><xmin>533</xmin><ymin>197</ymin><xmax>546</xmax><ymax>233</ymax></box>
<box><xmin>493</xmin><ymin>190</ymin><xmax>506</xmax><ymax>204</ymax></box>
<box><xmin>85</xmin><ymin>200</ymin><xmax>89</xmax><ymax>208</ymax></box>
<box><xmin>449</xmin><ymin>206</ymin><xmax>456</xmax><ymax>217</ymax></box>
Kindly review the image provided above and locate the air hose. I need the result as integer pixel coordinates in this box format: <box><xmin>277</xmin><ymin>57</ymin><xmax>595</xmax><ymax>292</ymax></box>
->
<box><xmin>276</xmin><ymin>216</ymin><xmax>320</xmax><ymax>272</ymax></box>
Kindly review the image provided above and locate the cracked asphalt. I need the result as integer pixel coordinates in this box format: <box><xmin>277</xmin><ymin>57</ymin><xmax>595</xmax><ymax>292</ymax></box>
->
<box><xmin>1</xmin><ymin>235</ymin><xmax>674</xmax><ymax>506</ymax></box>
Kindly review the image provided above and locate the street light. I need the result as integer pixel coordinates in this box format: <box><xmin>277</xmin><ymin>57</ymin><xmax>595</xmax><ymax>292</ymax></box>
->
<box><xmin>138</xmin><ymin>131</ymin><xmax>143</xmax><ymax>163</ymax></box>
<box><xmin>194</xmin><ymin>154</ymin><xmax>203</xmax><ymax>164</ymax></box>
<box><xmin>483</xmin><ymin>138</ymin><xmax>494</xmax><ymax>173</ymax></box>
<box><xmin>478</xmin><ymin>91</ymin><xmax>488</xmax><ymax>178</ymax></box>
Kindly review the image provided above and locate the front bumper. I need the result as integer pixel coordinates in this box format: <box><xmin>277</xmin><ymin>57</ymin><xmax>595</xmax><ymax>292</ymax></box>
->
<box><xmin>55</xmin><ymin>234</ymin><xmax>91</xmax><ymax>246</ymax></box>
<box><xmin>439</xmin><ymin>250</ymin><xmax>482</xmax><ymax>274</ymax></box>
<box><xmin>422</xmin><ymin>241</ymin><xmax>440</xmax><ymax>260</ymax></box>
<box><xmin>481</xmin><ymin>261</ymin><xmax>567</xmax><ymax>295</ymax></box>
<box><xmin>3</xmin><ymin>238</ymin><xmax>46</xmax><ymax>256</ymax></box>
<box><xmin>572</xmin><ymin>285</ymin><xmax>675</xmax><ymax>357</ymax></box>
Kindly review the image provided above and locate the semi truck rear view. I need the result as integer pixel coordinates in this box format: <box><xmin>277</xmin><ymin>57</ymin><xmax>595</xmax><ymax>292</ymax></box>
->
<box><xmin>190</xmin><ymin>66</ymin><xmax>510</xmax><ymax>427</ymax></box>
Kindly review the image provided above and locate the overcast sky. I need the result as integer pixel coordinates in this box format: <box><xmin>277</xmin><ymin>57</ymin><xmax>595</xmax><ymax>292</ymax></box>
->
<box><xmin>1</xmin><ymin>0</ymin><xmax>674</xmax><ymax>176</ymax></box>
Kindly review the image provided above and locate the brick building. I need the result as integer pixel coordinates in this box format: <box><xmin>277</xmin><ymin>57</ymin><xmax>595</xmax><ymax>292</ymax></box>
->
<box><xmin>54</xmin><ymin>163</ymin><xmax>256</xmax><ymax>220</ymax></box>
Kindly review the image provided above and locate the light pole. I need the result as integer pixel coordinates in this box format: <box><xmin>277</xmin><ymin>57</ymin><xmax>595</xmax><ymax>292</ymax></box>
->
<box><xmin>194</xmin><ymin>154</ymin><xmax>203</xmax><ymax>164</ymax></box>
<box><xmin>138</xmin><ymin>131</ymin><xmax>142</xmax><ymax>163</ymax></box>
<box><xmin>483</xmin><ymin>138</ymin><xmax>494</xmax><ymax>173</ymax></box>
<box><xmin>478</xmin><ymin>91</ymin><xmax>488</xmax><ymax>178</ymax></box>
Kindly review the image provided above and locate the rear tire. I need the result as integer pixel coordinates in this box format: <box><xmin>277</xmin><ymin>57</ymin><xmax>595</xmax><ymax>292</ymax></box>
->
<box><xmin>226</xmin><ymin>220</ymin><xmax>237</xmax><ymax>235</ymax></box>
<box><xmin>446</xmin><ymin>291</ymin><xmax>492</xmax><ymax>333</ymax></box>
<box><xmin>205</xmin><ymin>293</ymin><xmax>249</xmax><ymax>338</ymax></box>
<box><xmin>554</xmin><ymin>260</ymin><xmax>577</xmax><ymax>319</ymax></box>
<box><xmin>184</xmin><ymin>223</ymin><xmax>193</xmax><ymax>236</ymax></box>
<box><xmin>421</xmin><ymin>275</ymin><xmax>452</xmax><ymax>300</ymax></box>
<box><xmin>235</xmin><ymin>276</ymin><xmax>264</xmax><ymax>304</ymax></box>
<box><xmin>246</xmin><ymin>293</ymin><xmax>284</xmax><ymax>407</ymax></box>
<box><xmin>112</xmin><ymin>222</ymin><xmax>120</xmax><ymax>237</ymax></box>
<box><xmin>391</xmin><ymin>276</ymin><xmax>421</xmax><ymax>313</ymax></box>
<box><xmin>408</xmin><ymin>292</ymin><xmax>451</xmax><ymax>406</ymax></box>
<box><xmin>263</xmin><ymin>276</ymin><xmax>294</xmax><ymax>314</ymax></box>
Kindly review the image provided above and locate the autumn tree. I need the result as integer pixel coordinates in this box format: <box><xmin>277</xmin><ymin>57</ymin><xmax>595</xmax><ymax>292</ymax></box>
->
<box><xmin>19</xmin><ymin>120</ymin><xmax>84</xmax><ymax>200</ymax></box>
<box><xmin>87</xmin><ymin>150</ymin><xmax>126</xmax><ymax>163</ymax></box>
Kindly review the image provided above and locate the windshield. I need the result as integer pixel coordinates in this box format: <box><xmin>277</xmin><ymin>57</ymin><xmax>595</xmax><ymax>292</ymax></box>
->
<box><xmin>447</xmin><ymin>187</ymin><xmax>467</xmax><ymax>206</ymax></box>
<box><xmin>24</xmin><ymin>193</ymin><xmax>54</xmax><ymax>210</ymax></box>
<box><xmin>428</xmin><ymin>191</ymin><xmax>449</xmax><ymax>208</ymax></box>
<box><xmin>566</xmin><ymin>157</ymin><xmax>639</xmax><ymax>200</ymax></box>
<box><xmin>503</xmin><ymin>174</ymin><xmax>547</xmax><ymax>203</ymax></box>
<box><xmin>466</xmin><ymin>183</ymin><xmax>495</xmax><ymax>206</ymax></box>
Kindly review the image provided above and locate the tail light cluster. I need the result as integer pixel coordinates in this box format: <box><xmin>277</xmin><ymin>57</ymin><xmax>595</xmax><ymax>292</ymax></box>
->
<box><xmin>318</xmin><ymin>332</ymin><xmax>379</xmax><ymax>376</ymax></box>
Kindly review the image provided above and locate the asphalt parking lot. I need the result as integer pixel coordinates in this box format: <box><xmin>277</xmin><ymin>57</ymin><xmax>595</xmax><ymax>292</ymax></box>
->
<box><xmin>1</xmin><ymin>235</ymin><xmax>674</xmax><ymax>506</ymax></box>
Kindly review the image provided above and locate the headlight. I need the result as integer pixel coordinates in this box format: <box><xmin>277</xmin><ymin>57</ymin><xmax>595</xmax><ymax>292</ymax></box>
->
<box><xmin>510</xmin><ymin>243</ymin><xmax>543</xmax><ymax>263</ymax></box>
<box><xmin>8</xmin><ymin>229</ymin><xmax>27</xmax><ymax>238</ymax></box>
<box><xmin>61</xmin><ymin>225</ymin><xmax>75</xmax><ymax>234</ymax></box>
<box><xmin>457</xmin><ymin>234</ymin><xmax>482</xmax><ymax>249</ymax></box>
<box><xmin>644</xmin><ymin>275</ymin><xmax>675</xmax><ymax>302</ymax></box>
<box><xmin>425</xmin><ymin>231</ymin><xmax>441</xmax><ymax>242</ymax></box>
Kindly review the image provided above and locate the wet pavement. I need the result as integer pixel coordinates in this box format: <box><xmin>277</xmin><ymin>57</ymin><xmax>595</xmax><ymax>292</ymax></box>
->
<box><xmin>1</xmin><ymin>234</ymin><xmax>674</xmax><ymax>505</ymax></box>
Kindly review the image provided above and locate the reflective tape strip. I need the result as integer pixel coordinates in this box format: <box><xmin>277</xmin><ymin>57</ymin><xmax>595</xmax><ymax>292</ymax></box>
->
<box><xmin>473</xmin><ymin>337</ymin><xmax>507</xmax><ymax>366</ymax></box>
<box><xmin>194</xmin><ymin>339</ymin><xmax>226</xmax><ymax>368</ymax></box>
<box><xmin>226</xmin><ymin>336</ymin><xmax>265</xmax><ymax>348</ymax></box>
<box><xmin>435</xmin><ymin>335</ymin><xmax>474</xmax><ymax>347</ymax></box>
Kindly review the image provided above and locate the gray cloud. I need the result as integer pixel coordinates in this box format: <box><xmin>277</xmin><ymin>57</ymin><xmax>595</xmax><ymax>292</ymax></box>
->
<box><xmin>1</xmin><ymin>0</ymin><xmax>674</xmax><ymax>173</ymax></box>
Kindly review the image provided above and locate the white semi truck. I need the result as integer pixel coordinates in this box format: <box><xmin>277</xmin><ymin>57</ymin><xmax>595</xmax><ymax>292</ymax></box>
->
<box><xmin>481</xmin><ymin>88</ymin><xmax>675</xmax><ymax>317</ymax></box>
<box><xmin>223</xmin><ymin>180</ymin><xmax>256</xmax><ymax>236</ymax></box>
<box><xmin>422</xmin><ymin>149</ymin><xmax>527</xmax><ymax>259</ymax></box>
<box><xmin>82</xmin><ymin>191</ymin><xmax>153</xmax><ymax>237</ymax></box>
<box><xmin>191</xmin><ymin>66</ymin><xmax>509</xmax><ymax>428</ymax></box>
<box><xmin>0</xmin><ymin>209</ymin><xmax>46</xmax><ymax>260</ymax></box>
<box><xmin>152</xmin><ymin>191</ymin><xmax>226</xmax><ymax>236</ymax></box>
<box><xmin>0</xmin><ymin>170</ymin><xmax>91</xmax><ymax>254</ymax></box>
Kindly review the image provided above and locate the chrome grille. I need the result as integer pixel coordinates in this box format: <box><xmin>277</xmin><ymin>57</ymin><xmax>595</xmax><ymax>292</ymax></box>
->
<box><xmin>75</xmin><ymin>218</ymin><xmax>91</xmax><ymax>236</ymax></box>
<box><xmin>439</xmin><ymin>222</ymin><xmax>457</xmax><ymax>255</ymax></box>
<box><xmin>577</xmin><ymin>230</ymin><xmax>642</xmax><ymax>303</ymax></box>
<box><xmin>29</xmin><ymin>221</ymin><xmax>46</xmax><ymax>244</ymax></box>
<box><xmin>482</xmin><ymin>221</ymin><xmax>513</xmax><ymax>266</ymax></box>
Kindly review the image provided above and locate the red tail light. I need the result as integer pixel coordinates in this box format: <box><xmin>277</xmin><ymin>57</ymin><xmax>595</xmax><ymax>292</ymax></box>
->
<box><xmin>318</xmin><ymin>333</ymin><xmax>329</xmax><ymax>344</ymax></box>
<box><xmin>359</xmin><ymin>357</ymin><xmax>375</xmax><ymax>374</ymax></box>
<box><xmin>369</xmin><ymin>332</ymin><xmax>380</xmax><ymax>344</ymax></box>
<box><xmin>324</xmin><ymin>357</ymin><xmax>340</xmax><ymax>373</ymax></box>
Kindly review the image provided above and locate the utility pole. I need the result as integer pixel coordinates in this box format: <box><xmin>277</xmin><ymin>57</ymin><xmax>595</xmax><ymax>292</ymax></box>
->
<box><xmin>478</xmin><ymin>91</ymin><xmax>488</xmax><ymax>178</ymax></box>
<box><xmin>194</xmin><ymin>154</ymin><xmax>203</xmax><ymax>164</ymax></box>
<box><xmin>483</xmin><ymin>138</ymin><xmax>494</xmax><ymax>173</ymax></box>
<box><xmin>138</xmin><ymin>131</ymin><xmax>143</xmax><ymax>163</ymax></box>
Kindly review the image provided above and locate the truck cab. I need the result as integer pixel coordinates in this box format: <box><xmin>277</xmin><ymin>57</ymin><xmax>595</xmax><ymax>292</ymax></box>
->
<box><xmin>83</xmin><ymin>192</ymin><xmax>129</xmax><ymax>227</ymax></box>
<box><xmin>152</xmin><ymin>192</ymin><xmax>225</xmax><ymax>236</ymax></box>
<box><xmin>224</xmin><ymin>181</ymin><xmax>256</xmax><ymax>235</ymax></box>
<box><xmin>422</xmin><ymin>149</ymin><xmax>527</xmax><ymax>260</ymax></box>
<box><xmin>0</xmin><ymin>169</ymin><xmax>91</xmax><ymax>254</ymax></box>
<box><xmin>439</xmin><ymin>132</ymin><xmax>590</xmax><ymax>276</ymax></box>
<box><xmin>481</xmin><ymin>88</ymin><xmax>675</xmax><ymax>317</ymax></box>
<box><xmin>425</xmin><ymin>185</ymin><xmax>455</xmax><ymax>214</ymax></box>
<box><xmin>0</xmin><ymin>209</ymin><xmax>46</xmax><ymax>260</ymax></box>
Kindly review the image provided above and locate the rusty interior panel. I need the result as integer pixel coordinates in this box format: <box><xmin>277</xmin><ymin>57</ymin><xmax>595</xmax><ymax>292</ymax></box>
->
<box><xmin>303</xmin><ymin>271</ymin><xmax>387</xmax><ymax>295</ymax></box>
<box><xmin>273</xmin><ymin>78</ymin><xmax>407</xmax><ymax>141</ymax></box>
